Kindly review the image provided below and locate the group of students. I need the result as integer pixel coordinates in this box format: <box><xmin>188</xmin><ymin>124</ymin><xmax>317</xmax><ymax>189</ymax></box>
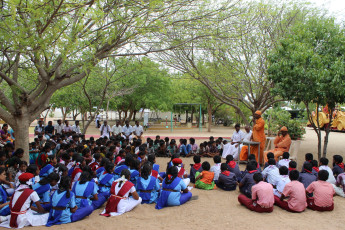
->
<box><xmin>0</xmin><ymin>127</ymin><xmax>344</xmax><ymax>228</ymax></box>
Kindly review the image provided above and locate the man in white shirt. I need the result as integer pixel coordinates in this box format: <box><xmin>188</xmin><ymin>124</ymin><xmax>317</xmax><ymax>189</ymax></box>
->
<box><xmin>95</xmin><ymin>114</ymin><xmax>101</xmax><ymax>128</ymax></box>
<box><xmin>319</xmin><ymin>157</ymin><xmax>336</xmax><ymax>184</ymax></box>
<box><xmin>63</xmin><ymin>120</ymin><xmax>73</xmax><ymax>135</ymax></box>
<box><xmin>112</xmin><ymin>120</ymin><xmax>122</xmax><ymax>138</ymax></box>
<box><xmin>122</xmin><ymin>120</ymin><xmax>133</xmax><ymax>141</ymax></box>
<box><xmin>72</xmin><ymin>120</ymin><xmax>81</xmax><ymax>134</ymax></box>
<box><xmin>34</xmin><ymin>120</ymin><xmax>45</xmax><ymax>136</ymax></box>
<box><xmin>262</xmin><ymin>158</ymin><xmax>280</xmax><ymax>185</ymax></box>
<box><xmin>100</xmin><ymin>121</ymin><xmax>111</xmax><ymax>138</ymax></box>
<box><xmin>242</xmin><ymin>126</ymin><xmax>252</xmax><ymax>142</ymax></box>
<box><xmin>273</xmin><ymin>166</ymin><xmax>291</xmax><ymax>197</ymax></box>
<box><xmin>54</xmin><ymin>119</ymin><xmax>64</xmax><ymax>135</ymax></box>
<box><xmin>132</xmin><ymin>121</ymin><xmax>144</xmax><ymax>140</ymax></box>
<box><xmin>228</xmin><ymin>124</ymin><xmax>244</xmax><ymax>160</ymax></box>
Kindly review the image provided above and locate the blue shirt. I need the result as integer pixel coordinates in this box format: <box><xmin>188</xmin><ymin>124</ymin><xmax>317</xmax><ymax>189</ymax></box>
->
<box><xmin>32</xmin><ymin>183</ymin><xmax>51</xmax><ymax>203</ymax></box>
<box><xmin>98</xmin><ymin>173</ymin><xmax>115</xmax><ymax>193</ymax></box>
<box><xmin>165</xmin><ymin>179</ymin><xmax>187</xmax><ymax>206</ymax></box>
<box><xmin>73</xmin><ymin>181</ymin><xmax>98</xmax><ymax>207</ymax></box>
<box><xmin>136</xmin><ymin>176</ymin><xmax>160</xmax><ymax>203</ymax></box>
<box><xmin>51</xmin><ymin>191</ymin><xmax>76</xmax><ymax>224</ymax></box>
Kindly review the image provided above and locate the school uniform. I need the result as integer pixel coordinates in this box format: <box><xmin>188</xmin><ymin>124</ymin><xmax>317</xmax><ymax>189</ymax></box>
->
<box><xmin>332</xmin><ymin>164</ymin><xmax>344</xmax><ymax>178</ymax></box>
<box><xmin>238</xmin><ymin>181</ymin><xmax>274</xmax><ymax>213</ymax></box>
<box><xmin>114</xmin><ymin>165</ymin><xmax>128</xmax><ymax>177</ymax></box>
<box><xmin>0</xmin><ymin>185</ymin><xmax>49</xmax><ymax>228</ymax></box>
<box><xmin>277</xmin><ymin>159</ymin><xmax>290</xmax><ymax>168</ymax></box>
<box><xmin>274</xmin><ymin>180</ymin><xmax>307</xmax><ymax>212</ymax></box>
<box><xmin>101</xmin><ymin>179</ymin><xmax>142</xmax><ymax>216</ymax></box>
<box><xmin>0</xmin><ymin>185</ymin><xmax>10</xmax><ymax>216</ymax></box>
<box><xmin>222</xmin><ymin>143</ymin><xmax>232</xmax><ymax>159</ymax></box>
<box><xmin>39</xmin><ymin>164</ymin><xmax>54</xmax><ymax>178</ymax></box>
<box><xmin>239</xmin><ymin>170</ymin><xmax>257</xmax><ymax>198</ymax></box>
<box><xmin>298</xmin><ymin>171</ymin><xmax>317</xmax><ymax>188</ymax></box>
<box><xmin>306</xmin><ymin>180</ymin><xmax>335</xmax><ymax>211</ymax></box>
<box><xmin>273</xmin><ymin>175</ymin><xmax>290</xmax><ymax>198</ymax></box>
<box><xmin>72</xmin><ymin>181</ymin><xmax>98</xmax><ymax>208</ymax></box>
<box><xmin>98</xmin><ymin>172</ymin><xmax>115</xmax><ymax>197</ymax></box>
<box><xmin>136</xmin><ymin>176</ymin><xmax>160</xmax><ymax>204</ymax></box>
<box><xmin>70</xmin><ymin>166</ymin><xmax>82</xmax><ymax>188</ymax></box>
<box><xmin>189</xmin><ymin>163</ymin><xmax>203</xmax><ymax>183</ymax></box>
<box><xmin>333</xmin><ymin>172</ymin><xmax>345</xmax><ymax>197</ymax></box>
<box><xmin>210</xmin><ymin>163</ymin><xmax>221</xmax><ymax>182</ymax></box>
<box><xmin>46</xmin><ymin>190</ymin><xmax>93</xmax><ymax>226</ymax></box>
<box><xmin>129</xmin><ymin>169</ymin><xmax>140</xmax><ymax>186</ymax></box>
<box><xmin>319</xmin><ymin>165</ymin><xmax>336</xmax><ymax>184</ymax></box>
<box><xmin>262</xmin><ymin>165</ymin><xmax>280</xmax><ymax>185</ymax></box>
<box><xmin>216</xmin><ymin>171</ymin><xmax>237</xmax><ymax>191</ymax></box>
<box><xmin>156</xmin><ymin>177</ymin><xmax>192</xmax><ymax>209</ymax></box>
<box><xmin>227</xmin><ymin>161</ymin><xmax>242</xmax><ymax>181</ymax></box>
<box><xmin>32</xmin><ymin>183</ymin><xmax>51</xmax><ymax>204</ymax></box>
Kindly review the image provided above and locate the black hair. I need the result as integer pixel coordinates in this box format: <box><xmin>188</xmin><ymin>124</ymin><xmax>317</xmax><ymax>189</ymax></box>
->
<box><xmin>289</xmin><ymin>161</ymin><xmax>297</xmax><ymax>168</ymax></box>
<box><xmin>253</xmin><ymin>173</ymin><xmax>263</xmax><ymax>182</ymax></box>
<box><xmin>282</xmin><ymin>152</ymin><xmax>290</xmax><ymax>159</ymax></box>
<box><xmin>13</xmin><ymin>148</ymin><xmax>24</xmax><ymax>157</ymax></box>
<box><xmin>202</xmin><ymin>161</ymin><xmax>211</xmax><ymax>171</ymax></box>
<box><xmin>190</xmin><ymin>138</ymin><xmax>195</xmax><ymax>145</ymax></box>
<box><xmin>39</xmin><ymin>172</ymin><xmax>60</xmax><ymax>185</ymax></box>
<box><xmin>311</xmin><ymin>160</ymin><xmax>318</xmax><ymax>167</ymax></box>
<box><xmin>226</xmin><ymin>155</ymin><xmax>234</xmax><ymax>163</ymax></box>
<box><xmin>221</xmin><ymin>163</ymin><xmax>228</xmax><ymax>171</ymax></box>
<box><xmin>165</xmin><ymin>166</ymin><xmax>178</xmax><ymax>184</ymax></box>
<box><xmin>118</xmin><ymin>169</ymin><xmax>131</xmax><ymax>187</ymax></box>
<box><xmin>213</xmin><ymin>155</ymin><xmax>221</xmax><ymax>164</ymax></box>
<box><xmin>141</xmin><ymin>162</ymin><xmax>152</xmax><ymax>180</ymax></box>
<box><xmin>268</xmin><ymin>158</ymin><xmax>276</xmax><ymax>165</ymax></box>
<box><xmin>131</xmin><ymin>159</ymin><xmax>140</xmax><ymax>171</ymax></box>
<box><xmin>100</xmin><ymin>158</ymin><xmax>110</xmax><ymax>167</ymax></box>
<box><xmin>305</xmin><ymin>153</ymin><xmax>313</xmax><ymax>161</ymax></box>
<box><xmin>61</xmin><ymin>153</ymin><xmax>70</xmax><ymax>161</ymax></box>
<box><xmin>235</xmin><ymin>123</ymin><xmax>240</xmax><ymax>128</ymax></box>
<box><xmin>93</xmin><ymin>153</ymin><xmax>101</xmax><ymax>161</ymax></box>
<box><xmin>105</xmin><ymin>163</ymin><xmax>115</xmax><ymax>173</ymax></box>
<box><xmin>0</xmin><ymin>167</ymin><xmax>5</xmax><ymax>175</ymax></box>
<box><xmin>248</xmin><ymin>154</ymin><xmax>256</xmax><ymax>161</ymax></box>
<box><xmin>147</xmin><ymin>154</ymin><xmax>155</xmax><ymax>164</ymax></box>
<box><xmin>333</xmin><ymin>155</ymin><xmax>343</xmax><ymax>164</ymax></box>
<box><xmin>279</xmin><ymin>166</ymin><xmax>288</xmax><ymax>175</ymax></box>
<box><xmin>7</xmin><ymin>157</ymin><xmax>21</xmax><ymax>167</ymax></box>
<box><xmin>193</xmin><ymin>155</ymin><xmax>201</xmax><ymax>164</ymax></box>
<box><xmin>303</xmin><ymin>162</ymin><xmax>312</xmax><ymax>172</ymax></box>
<box><xmin>125</xmin><ymin>154</ymin><xmax>134</xmax><ymax>166</ymax></box>
<box><xmin>246</xmin><ymin>161</ymin><xmax>257</xmax><ymax>171</ymax></box>
<box><xmin>56</xmin><ymin>163</ymin><xmax>68</xmax><ymax>175</ymax></box>
<box><xmin>266</xmin><ymin>152</ymin><xmax>274</xmax><ymax>160</ymax></box>
<box><xmin>289</xmin><ymin>170</ymin><xmax>299</xmax><ymax>180</ymax></box>
<box><xmin>58</xmin><ymin>176</ymin><xmax>71</xmax><ymax>198</ymax></box>
<box><xmin>26</xmin><ymin>164</ymin><xmax>38</xmax><ymax>175</ymax></box>
<box><xmin>19</xmin><ymin>161</ymin><xmax>28</xmax><ymax>167</ymax></box>
<box><xmin>318</xmin><ymin>170</ymin><xmax>329</xmax><ymax>181</ymax></box>
<box><xmin>79</xmin><ymin>170</ymin><xmax>92</xmax><ymax>184</ymax></box>
<box><xmin>106</xmin><ymin>151</ymin><xmax>114</xmax><ymax>159</ymax></box>
<box><xmin>320</xmin><ymin>157</ymin><xmax>329</xmax><ymax>165</ymax></box>
<box><xmin>82</xmin><ymin>148</ymin><xmax>91</xmax><ymax>157</ymax></box>
<box><xmin>138</xmin><ymin>151</ymin><xmax>146</xmax><ymax>157</ymax></box>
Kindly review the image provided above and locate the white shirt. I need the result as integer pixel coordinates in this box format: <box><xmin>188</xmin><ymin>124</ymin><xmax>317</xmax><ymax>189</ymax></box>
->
<box><xmin>63</xmin><ymin>125</ymin><xmax>73</xmax><ymax>133</ymax></box>
<box><xmin>112</xmin><ymin>125</ymin><xmax>122</xmax><ymax>136</ymax></box>
<box><xmin>100</xmin><ymin>125</ymin><xmax>111</xmax><ymax>138</ymax></box>
<box><xmin>34</xmin><ymin>125</ymin><xmax>44</xmax><ymax>134</ymax></box>
<box><xmin>113</xmin><ymin>179</ymin><xmax>136</xmax><ymax>197</ymax></box>
<box><xmin>262</xmin><ymin>165</ymin><xmax>280</xmax><ymax>185</ymax></box>
<box><xmin>319</xmin><ymin>165</ymin><xmax>336</xmax><ymax>184</ymax></box>
<box><xmin>243</xmin><ymin>131</ymin><xmax>252</xmax><ymax>142</ymax></box>
<box><xmin>273</xmin><ymin>175</ymin><xmax>291</xmax><ymax>197</ymax></box>
<box><xmin>122</xmin><ymin>125</ymin><xmax>133</xmax><ymax>136</ymax></box>
<box><xmin>232</xmin><ymin>130</ymin><xmax>244</xmax><ymax>143</ymax></box>
<box><xmin>222</xmin><ymin>143</ymin><xmax>232</xmax><ymax>158</ymax></box>
<box><xmin>210</xmin><ymin>163</ymin><xmax>221</xmax><ymax>180</ymax></box>
<box><xmin>133</xmin><ymin>125</ymin><xmax>143</xmax><ymax>136</ymax></box>
<box><xmin>96</xmin><ymin>115</ymin><xmax>101</xmax><ymax>121</ymax></box>
<box><xmin>54</xmin><ymin>124</ymin><xmax>64</xmax><ymax>134</ymax></box>
<box><xmin>277</xmin><ymin>159</ymin><xmax>290</xmax><ymax>168</ymax></box>
<box><xmin>72</xmin><ymin>125</ymin><xmax>81</xmax><ymax>134</ymax></box>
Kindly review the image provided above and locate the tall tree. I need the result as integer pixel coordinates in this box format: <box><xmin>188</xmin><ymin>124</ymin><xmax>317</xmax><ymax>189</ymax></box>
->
<box><xmin>0</xmin><ymin>0</ymin><xmax>231</xmax><ymax>158</ymax></box>
<box><xmin>268</xmin><ymin>16</ymin><xmax>345</xmax><ymax>159</ymax></box>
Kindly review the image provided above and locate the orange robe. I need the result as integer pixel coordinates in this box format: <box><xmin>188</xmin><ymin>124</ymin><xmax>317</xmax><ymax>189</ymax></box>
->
<box><xmin>264</xmin><ymin>134</ymin><xmax>292</xmax><ymax>162</ymax></box>
<box><xmin>251</xmin><ymin>117</ymin><xmax>266</xmax><ymax>164</ymax></box>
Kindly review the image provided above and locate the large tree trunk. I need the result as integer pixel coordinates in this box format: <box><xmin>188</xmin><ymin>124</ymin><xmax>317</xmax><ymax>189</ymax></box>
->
<box><xmin>207</xmin><ymin>101</ymin><xmax>212</xmax><ymax>132</ymax></box>
<box><xmin>323</xmin><ymin>109</ymin><xmax>333</xmax><ymax>158</ymax></box>
<box><xmin>12</xmin><ymin>115</ymin><xmax>31</xmax><ymax>162</ymax></box>
<box><xmin>128</xmin><ymin>110</ymin><xmax>134</xmax><ymax>123</ymax></box>
<box><xmin>132</xmin><ymin>110</ymin><xmax>137</xmax><ymax>121</ymax></box>
<box><xmin>61</xmin><ymin>107</ymin><xmax>67</xmax><ymax>122</ymax></box>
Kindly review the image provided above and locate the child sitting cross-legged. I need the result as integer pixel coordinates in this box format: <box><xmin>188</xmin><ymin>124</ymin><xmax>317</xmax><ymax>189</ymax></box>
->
<box><xmin>216</xmin><ymin>163</ymin><xmax>237</xmax><ymax>191</ymax></box>
<box><xmin>195</xmin><ymin>161</ymin><xmax>216</xmax><ymax>190</ymax></box>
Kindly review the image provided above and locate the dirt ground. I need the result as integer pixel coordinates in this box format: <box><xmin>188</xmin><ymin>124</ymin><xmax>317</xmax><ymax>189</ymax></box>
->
<box><xmin>29</xmin><ymin>126</ymin><xmax>345</xmax><ymax>230</ymax></box>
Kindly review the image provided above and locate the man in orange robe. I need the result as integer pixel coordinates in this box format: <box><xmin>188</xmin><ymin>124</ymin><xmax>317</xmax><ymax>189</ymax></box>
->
<box><xmin>239</xmin><ymin>111</ymin><xmax>266</xmax><ymax>163</ymax></box>
<box><xmin>264</xmin><ymin>126</ymin><xmax>291</xmax><ymax>162</ymax></box>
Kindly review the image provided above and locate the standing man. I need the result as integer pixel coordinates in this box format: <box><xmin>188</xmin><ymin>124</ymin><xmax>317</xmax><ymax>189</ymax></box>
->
<box><xmin>54</xmin><ymin>119</ymin><xmax>64</xmax><ymax>135</ymax></box>
<box><xmin>133</xmin><ymin>121</ymin><xmax>144</xmax><ymax>140</ymax></box>
<box><xmin>72</xmin><ymin>121</ymin><xmax>81</xmax><ymax>135</ymax></box>
<box><xmin>100</xmin><ymin>121</ymin><xmax>111</xmax><ymax>138</ymax></box>
<box><xmin>95</xmin><ymin>114</ymin><xmax>101</xmax><ymax>128</ymax></box>
<box><xmin>112</xmin><ymin>120</ymin><xmax>122</xmax><ymax>138</ymax></box>
<box><xmin>251</xmin><ymin>111</ymin><xmax>266</xmax><ymax>164</ymax></box>
<box><xmin>122</xmin><ymin>120</ymin><xmax>133</xmax><ymax>141</ymax></box>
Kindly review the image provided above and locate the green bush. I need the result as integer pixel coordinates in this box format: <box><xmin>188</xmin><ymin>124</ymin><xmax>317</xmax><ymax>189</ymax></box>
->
<box><xmin>265</xmin><ymin>108</ymin><xmax>306</xmax><ymax>140</ymax></box>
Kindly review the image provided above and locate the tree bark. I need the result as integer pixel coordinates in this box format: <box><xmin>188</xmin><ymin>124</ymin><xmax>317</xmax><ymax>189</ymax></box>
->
<box><xmin>132</xmin><ymin>110</ymin><xmax>137</xmax><ymax>121</ymax></box>
<box><xmin>322</xmin><ymin>108</ymin><xmax>333</xmax><ymax>158</ymax></box>
<box><xmin>12</xmin><ymin>115</ymin><xmax>31</xmax><ymax>162</ymax></box>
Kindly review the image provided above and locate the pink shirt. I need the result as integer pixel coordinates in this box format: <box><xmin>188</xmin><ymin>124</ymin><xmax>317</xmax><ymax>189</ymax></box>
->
<box><xmin>283</xmin><ymin>181</ymin><xmax>307</xmax><ymax>212</ymax></box>
<box><xmin>306</xmin><ymin>181</ymin><xmax>335</xmax><ymax>207</ymax></box>
<box><xmin>252</xmin><ymin>181</ymin><xmax>274</xmax><ymax>208</ymax></box>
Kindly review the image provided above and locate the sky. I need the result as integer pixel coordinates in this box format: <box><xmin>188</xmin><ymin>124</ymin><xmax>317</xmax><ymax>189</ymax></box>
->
<box><xmin>307</xmin><ymin>0</ymin><xmax>345</xmax><ymax>22</ymax></box>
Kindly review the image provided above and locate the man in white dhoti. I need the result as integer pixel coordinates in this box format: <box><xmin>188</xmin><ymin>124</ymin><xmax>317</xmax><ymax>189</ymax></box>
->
<box><xmin>228</xmin><ymin>124</ymin><xmax>244</xmax><ymax>160</ymax></box>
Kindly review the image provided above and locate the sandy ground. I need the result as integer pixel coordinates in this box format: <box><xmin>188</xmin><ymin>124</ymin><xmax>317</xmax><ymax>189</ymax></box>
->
<box><xmin>28</xmin><ymin>127</ymin><xmax>345</xmax><ymax>230</ymax></box>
